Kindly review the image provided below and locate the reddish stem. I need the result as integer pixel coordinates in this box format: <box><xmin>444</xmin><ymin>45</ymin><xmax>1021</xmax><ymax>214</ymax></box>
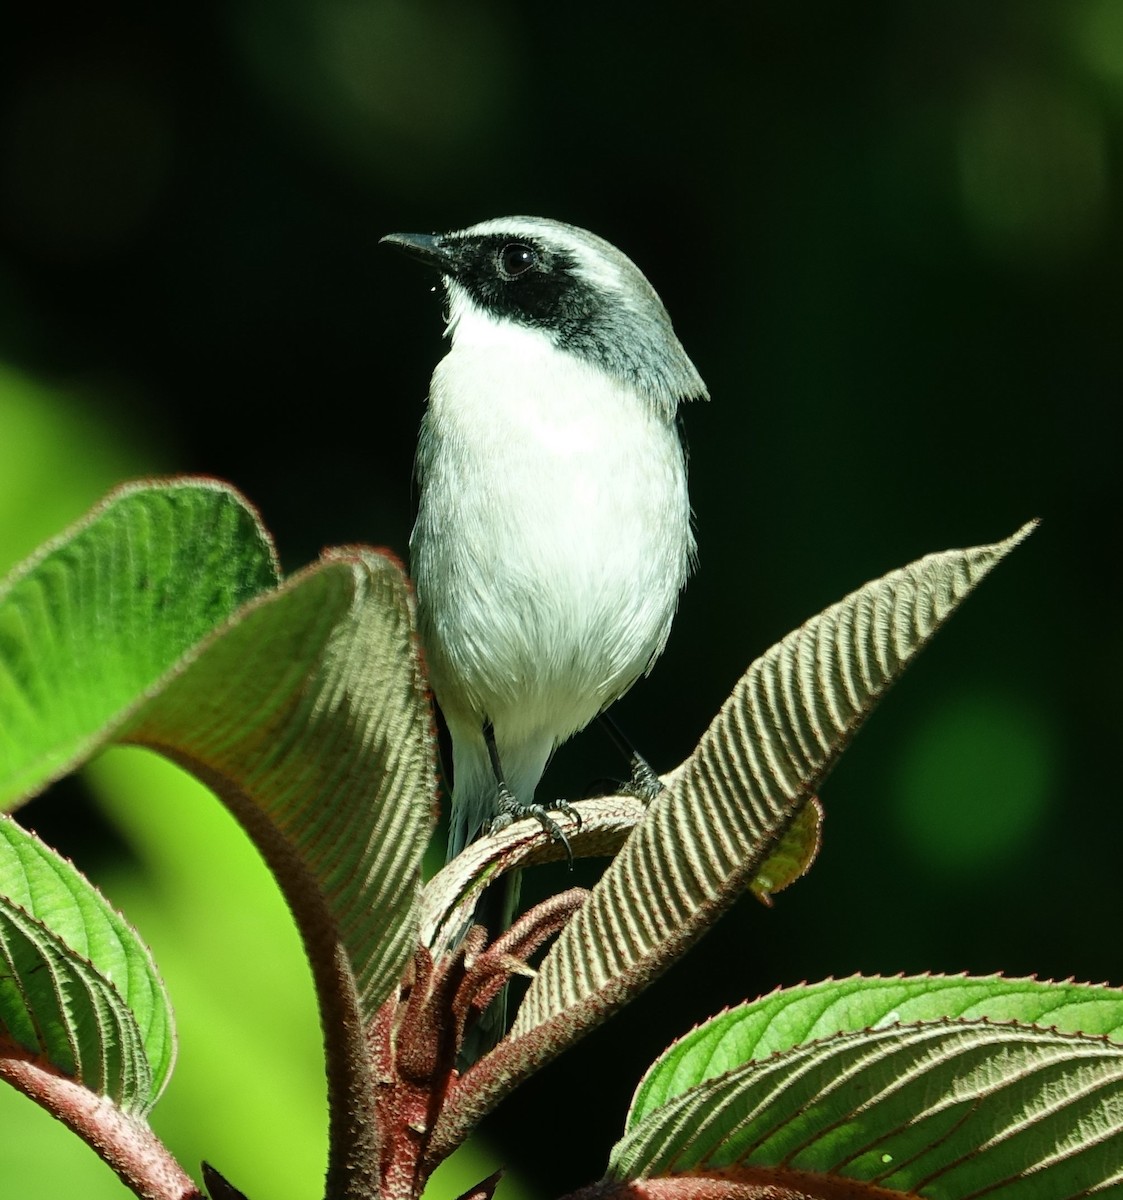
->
<box><xmin>0</xmin><ymin>1046</ymin><xmax>203</xmax><ymax>1200</ymax></box>
<box><xmin>563</xmin><ymin>1169</ymin><xmax>910</xmax><ymax>1200</ymax></box>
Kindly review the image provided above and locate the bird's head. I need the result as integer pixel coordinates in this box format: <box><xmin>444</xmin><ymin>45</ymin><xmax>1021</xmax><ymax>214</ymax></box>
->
<box><xmin>381</xmin><ymin>216</ymin><xmax>708</xmax><ymax>415</ymax></box>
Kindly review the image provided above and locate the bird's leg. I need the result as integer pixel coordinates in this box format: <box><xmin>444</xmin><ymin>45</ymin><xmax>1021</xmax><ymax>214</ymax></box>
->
<box><xmin>599</xmin><ymin>712</ymin><xmax>664</xmax><ymax>803</ymax></box>
<box><xmin>482</xmin><ymin>721</ymin><xmax>579</xmax><ymax>866</ymax></box>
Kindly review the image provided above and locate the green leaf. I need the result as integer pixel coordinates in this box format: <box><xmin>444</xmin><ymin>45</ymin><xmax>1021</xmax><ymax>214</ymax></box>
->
<box><xmin>0</xmin><ymin>478</ymin><xmax>436</xmax><ymax>1193</ymax></box>
<box><xmin>609</xmin><ymin>1019</ymin><xmax>1123</xmax><ymax>1199</ymax></box>
<box><xmin>0</xmin><ymin>478</ymin><xmax>279</xmax><ymax>809</ymax></box>
<box><xmin>0</xmin><ymin>478</ymin><xmax>435</xmax><ymax>1022</ymax></box>
<box><xmin>628</xmin><ymin>973</ymin><xmax>1123</xmax><ymax>1127</ymax></box>
<box><xmin>507</xmin><ymin>525</ymin><xmax>1037</xmax><ymax>1048</ymax></box>
<box><xmin>119</xmin><ymin>544</ymin><xmax>436</xmax><ymax>1019</ymax></box>
<box><xmin>432</xmin><ymin>528</ymin><xmax>1037</xmax><ymax>1165</ymax></box>
<box><xmin>0</xmin><ymin>816</ymin><xmax>172</xmax><ymax>1113</ymax></box>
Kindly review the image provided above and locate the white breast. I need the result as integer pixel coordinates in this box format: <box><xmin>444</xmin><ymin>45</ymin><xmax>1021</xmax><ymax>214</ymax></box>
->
<box><xmin>410</xmin><ymin>303</ymin><xmax>693</xmax><ymax>751</ymax></box>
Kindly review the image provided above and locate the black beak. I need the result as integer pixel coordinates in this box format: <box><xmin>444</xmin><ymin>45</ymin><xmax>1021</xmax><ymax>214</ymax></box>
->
<box><xmin>379</xmin><ymin>232</ymin><xmax>458</xmax><ymax>275</ymax></box>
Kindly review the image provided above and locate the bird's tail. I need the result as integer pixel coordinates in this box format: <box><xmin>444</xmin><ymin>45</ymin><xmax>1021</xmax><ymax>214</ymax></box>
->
<box><xmin>447</xmin><ymin>726</ymin><xmax>552</xmax><ymax>1060</ymax></box>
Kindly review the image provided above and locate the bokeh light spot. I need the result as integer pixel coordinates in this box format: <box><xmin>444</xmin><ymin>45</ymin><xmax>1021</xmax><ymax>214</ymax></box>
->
<box><xmin>1073</xmin><ymin>0</ymin><xmax>1123</xmax><ymax>89</ymax></box>
<box><xmin>230</xmin><ymin>0</ymin><xmax>514</xmax><ymax>180</ymax></box>
<box><xmin>890</xmin><ymin>690</ymin><xmax>1056</xmax><ymax>876</ymax></box>
<box><xmin>957</xmin><ymin>72</ymin><xmax>1107</xmax><ymax>265</ymax></box>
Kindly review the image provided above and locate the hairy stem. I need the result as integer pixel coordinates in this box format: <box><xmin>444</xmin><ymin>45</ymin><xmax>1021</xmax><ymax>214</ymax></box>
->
<box><xmin>152</xmin><ymin>752</ymin><xmax>381</xmax><ymax>1200</ymax></box>
<box><xmin>0</xmin><ymin>1048</ymin><xmax>202</xmax><ymax>1200</ymax></box>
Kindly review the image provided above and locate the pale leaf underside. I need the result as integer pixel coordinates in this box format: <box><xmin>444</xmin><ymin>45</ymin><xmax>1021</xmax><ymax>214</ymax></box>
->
<box><xmin>431</xmin><ymin>525</ymin><xmax>1037</xmax><ymax>1161</ymax></box>
<box><xmin>511</xmin><ymin>524</ymin><xmax>1037</xmax><ymax>1041</ymax></box>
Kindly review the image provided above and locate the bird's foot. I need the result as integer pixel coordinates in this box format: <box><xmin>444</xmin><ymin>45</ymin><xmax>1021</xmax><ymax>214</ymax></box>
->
<box><xmin>620</xmin><ymin>752</ymin><xmax>665</xmax><ymax>804</ymax></box>
<box><xmin>490</xmin><ymin>788</ymin><xmax>582</xmax><ymax>867</ymax></box>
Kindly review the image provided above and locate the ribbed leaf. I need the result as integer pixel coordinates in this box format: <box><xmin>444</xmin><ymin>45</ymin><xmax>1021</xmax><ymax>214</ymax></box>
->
<box><xmin>0</xmin><ymin>479</ymin><xmax>436</xmax><ymax>1195</ymax></box>
<box><xmin>0</xmin><ymin>480</ymin><xmax>435</xmax><ymax>1021</ymax></box>
<box><xmin>119</xmin><ymin>545</ymin><xmax>435</xmax><ymax>1017</ymax></box>
<box><xmin>0</xmin><ymin>478</ymin><xmax>279</xmax><ymax>808</ymax></box>
<box><xmin>0</xmin><ymin>894</ymin><xmax>153</xmax><ymax>1104</ymax></box>
<box><xmin>509</xmin><ymin>524</ymin><xmax>1036</xmax><ymax>1045</ymax></box>
<box><xmin>0</xmin><ymin>815</ymin><xmax>174</xmax><ymax>1111</ymax></box>
<box><xmin>629</xmin><ymin>973</ymin><xmax>1123</xmax><ymax>1126</ymax></box>
<box><xmin>609</xmin><ymin>1020</ymin><xmax>1123</xmax><ymax>1198</ymax></box>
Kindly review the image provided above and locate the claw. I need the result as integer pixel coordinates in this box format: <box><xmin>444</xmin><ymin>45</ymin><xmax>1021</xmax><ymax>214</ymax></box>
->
<box><xmin>490</xmin><ymin>787</ymin><xmax>578</xmax><ymax>867</ymax></box>
<box><xmin>549</xmin><ymin>796</ymin><xmax>583</xmax><ymax>833</ymax></box>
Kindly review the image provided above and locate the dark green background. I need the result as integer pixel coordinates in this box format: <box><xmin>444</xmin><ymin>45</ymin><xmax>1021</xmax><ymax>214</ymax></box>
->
<box><xmin>1</xmin><ymin>2</ymin><xmax>1119</xmax><ymax>1197</ymax></box>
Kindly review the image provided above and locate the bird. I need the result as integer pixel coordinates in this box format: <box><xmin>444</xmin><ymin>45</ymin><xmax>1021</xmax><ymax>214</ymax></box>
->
<box><xmin>382</xmin><ymin>215</ymin><xmax>707</xmax><ymax>892</ymax></box>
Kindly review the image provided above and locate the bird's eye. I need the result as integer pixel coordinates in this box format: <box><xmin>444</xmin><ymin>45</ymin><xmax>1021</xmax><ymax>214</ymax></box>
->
<box><xmin>499</xmin><ymin>242</ymin><xmax>538</xmax><ymax>278</ymax></box>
